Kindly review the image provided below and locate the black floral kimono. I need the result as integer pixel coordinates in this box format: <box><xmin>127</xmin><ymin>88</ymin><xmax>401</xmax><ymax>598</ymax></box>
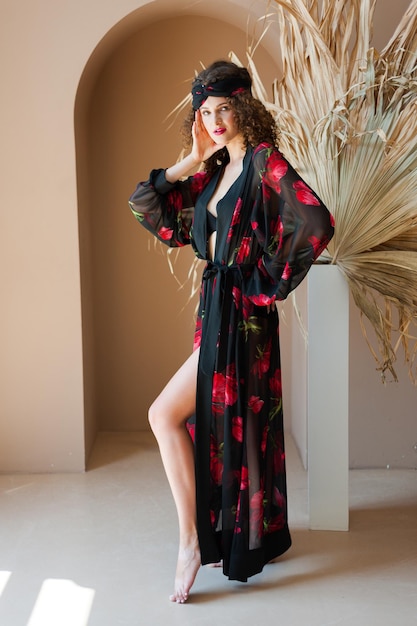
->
<box><xmin>129</xmin><ymin>142</ymin><xmax>334</xmax><ymax>582</ymax></box>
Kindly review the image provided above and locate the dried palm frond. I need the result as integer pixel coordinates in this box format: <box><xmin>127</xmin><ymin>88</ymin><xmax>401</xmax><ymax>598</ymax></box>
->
<box><xmin>257</xmin><ymin>0</ymin><xmax>417</xmax><ymax>382</ymax></box>
<box><xmin>164</xmin><ymin>0</ymin><xmax>417</xmax><ymax>381</ymax></box>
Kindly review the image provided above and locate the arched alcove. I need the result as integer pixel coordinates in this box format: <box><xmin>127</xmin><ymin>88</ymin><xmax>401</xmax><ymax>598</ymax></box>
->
<box><xmin>75</xmin><ymin>3</ymin><xmax>281</xmax><ymax>460</ymax></box>
<box><xmin>2</xmin><ymin>0</ymin><xmax>414</xmax><ymax>473</ymax></box>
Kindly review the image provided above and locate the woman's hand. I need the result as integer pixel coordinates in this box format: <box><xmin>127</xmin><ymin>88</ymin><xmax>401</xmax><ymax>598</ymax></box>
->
<box><xmin>191</xmin><ymin>109</ymin><xmax>225</xmax><ymax>163</ymax></box>
<box><xmin>164</xmin><ymin>111</ymin><xmax>225</xmax><ymax>184</ymax></box>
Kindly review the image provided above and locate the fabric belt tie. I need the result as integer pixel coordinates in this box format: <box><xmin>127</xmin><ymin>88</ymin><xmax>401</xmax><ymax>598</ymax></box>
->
<box><xmin>199</xmin><ymin>262</ymin><xmax>253</xmax><ymax>376</ymax></box>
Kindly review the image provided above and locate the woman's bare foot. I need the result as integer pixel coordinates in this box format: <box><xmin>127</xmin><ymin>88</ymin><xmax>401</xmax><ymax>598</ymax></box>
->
<box><xmin>169</xmin><ymin>539</ymin><xmax>201</xmax><ymax>604</ymax></box>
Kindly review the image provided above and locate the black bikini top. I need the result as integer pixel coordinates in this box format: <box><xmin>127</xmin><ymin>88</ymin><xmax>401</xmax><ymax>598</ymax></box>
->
<box><xmin>207</xmin><ymin>210</ymin><xmax>217</xmax><ymax>237</ymax></box>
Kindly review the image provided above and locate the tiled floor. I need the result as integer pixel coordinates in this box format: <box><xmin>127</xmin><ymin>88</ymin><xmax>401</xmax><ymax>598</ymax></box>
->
<box><xmin>0</xmin><ymin>431</ymin><xmax>416</xmax><ymax>626</ymax></box>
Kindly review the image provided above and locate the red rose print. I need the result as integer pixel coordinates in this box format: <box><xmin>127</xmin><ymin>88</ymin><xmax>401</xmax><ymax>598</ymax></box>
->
<box><xmin>212</xmin><ymin>275</ymin><xmax>217</xmax><ymax>294</ymax></box>
<box><xmin>269</xmin><ymin>368</ymin><xmax>282</xmax><ymax>398</ymax></box>
<box><xmin>249</xmin><ymin>293</ymin><xmax>275</xmax><ymax>306</ymax></box>
<box><xmin>281</xmin><ymin>262</ymin><xmax>292</xmax><ymax>281</ymax></box>
<box><xmin>227</xmin><ymin>197</ymin><xmax>242</xmax><ymax>242</ymax></box>
<box><xmin>239</xmin><ymin>464</ymin><xmax>249</xmax><ymax>490</ymax></box>
<box><xmin>186</xmin><ymin>422</ymin><xmax>195</xmax><ymax>443</ymax></box>
<box><xmin>273</xmin><ymin>486</ymin><xmax>286</xmax><ymax>510</ymax></box>
<box><xmin>250</xmin><ymin>489</ymin><xmax>264</xmax><ymax>537</ymax></box>
<box><xmin>158</xmin><ymin>226</ymin><xmax>173</xmax><ymax>240</ymax></box>
<box><xmin>212</xmin><ymin>366</ymin><xmax>237</xmax><ymax>408</ymax></box>
<box><xmin>254</xmin><ymin>141</ymin><xmax>270</xmax><ymax>155</ymax></box>
<box><xmin>270</xmin><ymin>216</ymin><xmax>284</xmax><ymax>249</ymax></box>
<box><xmin>308</xmin><ymin>234</ymin><xmax>326</xmax><ymax>258</ymax></box>
<box><xmin>212</xmin><ymin>372</ymin><xmax>225</xmax><ymax>413</ymax></box>
<box><xmin>236</xmin><ymin>236</ymin><xmax>251</xmax><ymax>264</ymax></box>
<box><xmin>231</xmin><ymin>87</ymin><xmax>247</xmax><ymax>96</ymax></box>
<box><xmin>262</xmin><ymin>184</ymin><xmax>271</xmax><ymax>201</ymax></box>
<box><xmin>210</xmin><ymin>454</ymin><xmax>223</xmax><ymax>484</ymax></box>
<box><xmin>212</xmin><ymin>372</ymin><xmax>225</xmax><ymax>400</ymax></box>
<box><xmin>232</xmin><ymin>286</ymin><xmax>241</xmax><ymax>309</ymax></box>
<box><xmin>261</xmin><ymin>426</ymin><xmax>269</xmax><ymax>454</ymax></box>
<box><xmin>252</xmin><ymin>339</ymin><xmax>272</xmax><ymax>379</ymax></box>
<box><xmin>190</xmin><ymin>171</ymin><xmax>208</xmax><ymax>197</ymax></box>
<box><xmin>265</xmin><ymin>513</ymin><xmax>285</xmax><ymax>533</ymax></box>
<box><xmin>242</xmin><ymin>295</ymin><xmax>254</xmax><ymax>321</ymax></box>
<box><xmin>225</xmin><ymin>364</ymin><xmax>238</xmax><ymax>406</ymax></box>
<box><xmin>293</xmin><ymin>180</ymin><xmax>321</xmax><ymax>205</ymax></box>
<box><xmin>273</xmin><ymin>445</ymin><xmax>285</xmax><ymax>474</ymax></box>
<box><xmin>257</xmin><ymin>256</ymin><xmax>268</xmax><ymax>278</ymax></box>
<box><xmin>265</xmin><ymin>152</ymin><xmax>288</xmax><ymax>192</ymax></box>
<box><xmin>232</xmin><ymin>416</ymin><xmax>243</xmax><ymax>442</ymax></box>
<box><xmin>248</xmin><ymin>395</ymin><xmax>264</xmax><ymax>414</ymax></box>
<box><xmin>169</xmin><ymin>190</ymin><xmax>183</xmax><ymax>212</ymax></box>
<box><xmin>231</xmin><ymin>198</ymin><xmax>242</xmax><ymax>226</ymax></box>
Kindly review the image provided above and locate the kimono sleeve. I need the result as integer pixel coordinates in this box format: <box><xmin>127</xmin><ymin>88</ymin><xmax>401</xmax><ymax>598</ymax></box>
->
<box><xmin>247</xmin><ymin>144</ymin><xmax>334</xmax><ymax>302</ymax></box>
<box><xmin>128</xmin><ymin>168</ymin><xmax>209</xmax><ymax>247</ymax></box>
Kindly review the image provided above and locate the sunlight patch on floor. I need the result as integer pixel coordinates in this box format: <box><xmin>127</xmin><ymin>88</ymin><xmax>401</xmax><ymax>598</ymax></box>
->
<box><xmin>27</xmin><ymin>579</ymin><xmax>95</xmax><ymax>626</ymax></box>
<box><xmin>0</xmin><ymin>572</ymin><xmax>11</xmax><ymax>599</ymax></box>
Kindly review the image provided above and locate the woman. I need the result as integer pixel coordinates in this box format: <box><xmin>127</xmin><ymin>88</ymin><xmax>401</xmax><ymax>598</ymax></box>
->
<box><xmin>129</xmin><ymin>60</ymin><xmax>334</xmax><ymax>603</ymax></box>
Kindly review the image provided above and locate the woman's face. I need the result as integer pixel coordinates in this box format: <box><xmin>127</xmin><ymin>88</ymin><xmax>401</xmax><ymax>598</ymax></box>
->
<box><xmin>199</xmin><ymin>96</ymin><xmax>242</xmax><ymax>145</ymax></box>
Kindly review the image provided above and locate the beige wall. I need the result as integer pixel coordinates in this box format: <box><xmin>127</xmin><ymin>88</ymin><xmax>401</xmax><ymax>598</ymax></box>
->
<box><xmin>0</xmin><ymin>0</ymin><xmax>415</xmax><ymax>472</ymax></box>
<box><xmin>349</xmin><ymin>299</ymin><xmax>417</xmax><ymax>469</ymax></box>
<box><xmin>81</xmin><ymin>15</ymin><xmax>279</xmax><ymax>433</ymax></box>
<box><xmin>0</xmin><ymin>0</ymin><xmax>280</xmax><ymax>472</ymax></box>
<box><xmin>287</xmin><ymin>283</ymin><xmax>417</xmax><ymax>471</ymax></box>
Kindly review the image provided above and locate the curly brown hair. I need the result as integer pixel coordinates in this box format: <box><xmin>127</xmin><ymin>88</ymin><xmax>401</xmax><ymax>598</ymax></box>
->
<box><xmin>181</xmin><ymin>61</ymin><xmax>279</xmax><ymax>175</ymax></box>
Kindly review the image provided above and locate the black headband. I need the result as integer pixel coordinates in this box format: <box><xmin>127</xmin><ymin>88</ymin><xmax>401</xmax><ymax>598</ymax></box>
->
<box><xmin>191</xmin><ymin>76</ymin><xmax>252</xmax><ymax>110</ymax></box>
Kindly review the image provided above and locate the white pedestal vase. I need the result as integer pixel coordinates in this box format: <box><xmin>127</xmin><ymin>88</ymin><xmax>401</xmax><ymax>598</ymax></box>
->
<box><xmin>306</xmin><ymin>264</ymin><xmax>349</xmax><ymax>530</ymax></box>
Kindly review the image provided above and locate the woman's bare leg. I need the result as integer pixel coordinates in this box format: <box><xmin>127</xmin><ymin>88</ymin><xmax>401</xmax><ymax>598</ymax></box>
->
<box><xmin>148</xmin><ymin>348</ymin><xmax>200</xmax><ymax>603</ymax></box>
